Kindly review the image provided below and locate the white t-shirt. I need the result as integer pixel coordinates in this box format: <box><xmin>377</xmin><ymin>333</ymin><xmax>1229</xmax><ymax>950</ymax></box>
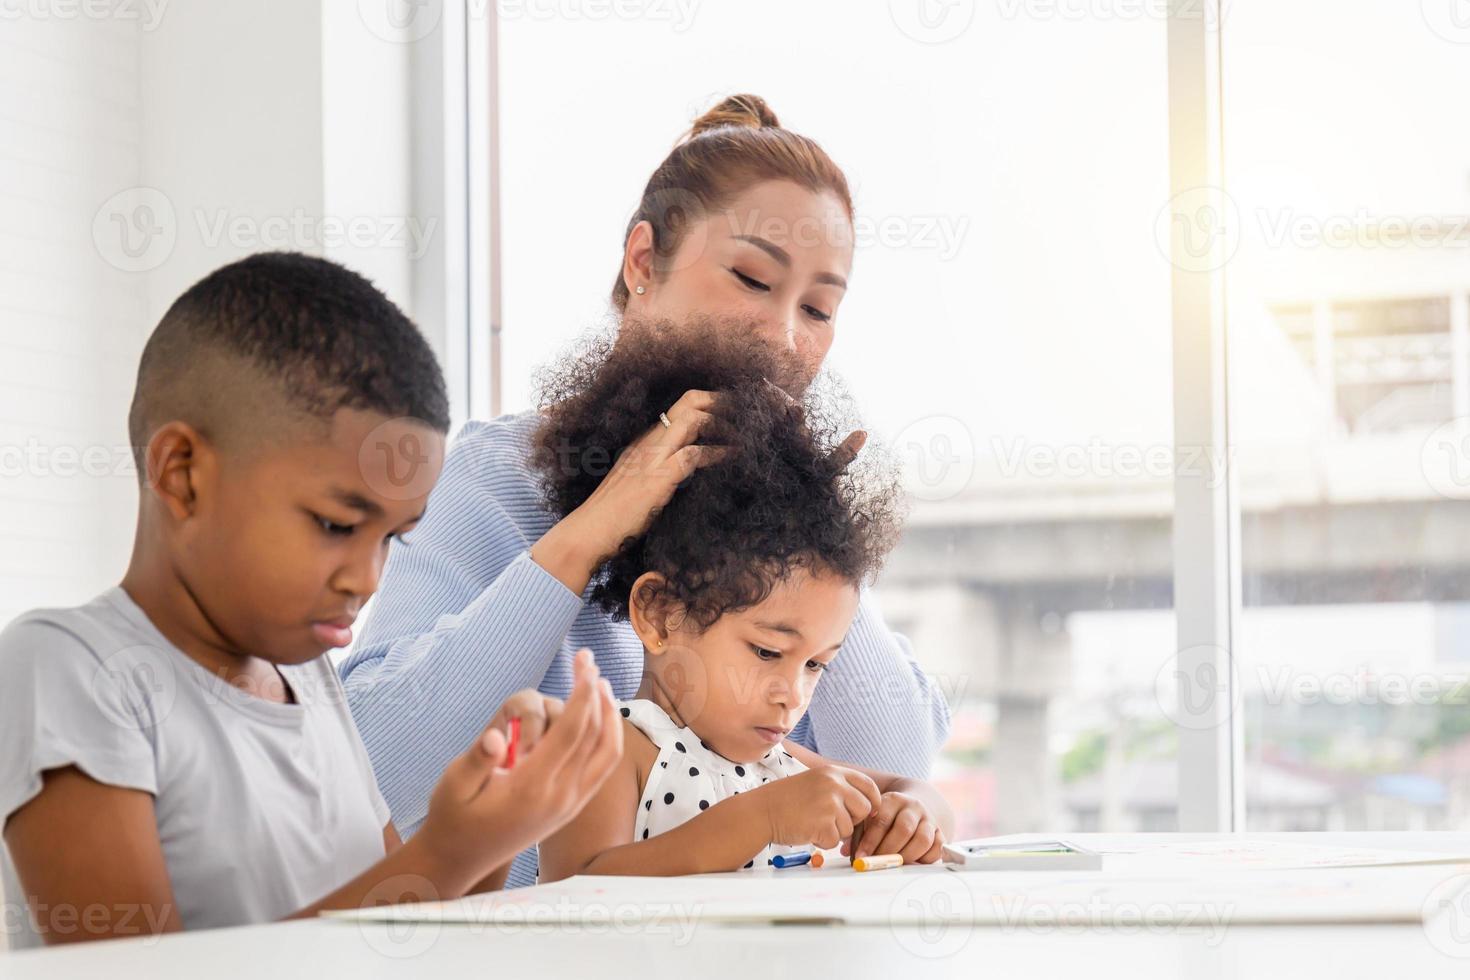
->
<box><xmin>0</xmin><ymin>588</ymin><xmax>391</xmax><ymax>949</ymax></box>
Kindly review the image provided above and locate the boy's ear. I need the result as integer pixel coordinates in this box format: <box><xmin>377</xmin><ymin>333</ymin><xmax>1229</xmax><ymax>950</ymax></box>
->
<box><xmin>628</xmin><ymin>571</ymin><xmax>675</xmax><ymax>654</ymax></box>
<box><xmin>143</xmin><ymin>421</ymin><xmax>212</xmax><ymax>522</ymax></box>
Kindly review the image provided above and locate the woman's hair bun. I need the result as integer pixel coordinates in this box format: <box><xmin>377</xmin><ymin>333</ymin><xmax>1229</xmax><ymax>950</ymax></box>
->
<box><xmin>683</xmin><ymin>94</ymin><xmax>781</xmax><ymax>142</ymax></box>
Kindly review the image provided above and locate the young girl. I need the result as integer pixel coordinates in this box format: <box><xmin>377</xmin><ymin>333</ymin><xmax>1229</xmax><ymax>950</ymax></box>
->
<box><xmin>535</xmin><ymin>322</ymin><xmax>953</xmax><ymax>880</ymax></box>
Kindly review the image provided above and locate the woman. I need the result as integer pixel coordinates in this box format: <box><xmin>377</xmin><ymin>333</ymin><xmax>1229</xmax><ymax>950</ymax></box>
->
<box><xmin>341</xmin><ymin>94</ymin><xmax>951</xmax><ymax>887</ymax></box>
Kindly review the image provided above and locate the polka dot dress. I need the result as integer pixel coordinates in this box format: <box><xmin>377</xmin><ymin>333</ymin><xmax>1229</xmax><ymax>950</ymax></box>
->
<box><xmin>621</xmin><ymin>699</ymin><xmax>808</xmax><ymax>869</ymax></box>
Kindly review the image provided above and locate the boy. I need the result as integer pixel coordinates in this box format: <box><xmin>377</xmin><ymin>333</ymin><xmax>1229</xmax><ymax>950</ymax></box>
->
<box><xmin>0</xmin><ymin>252</ymin><xmax>621</xmax><ymax>948</ymax></box>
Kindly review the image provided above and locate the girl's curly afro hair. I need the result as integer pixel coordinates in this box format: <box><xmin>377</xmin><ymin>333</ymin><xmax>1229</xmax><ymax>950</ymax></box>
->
<box><xmin>532</xmin><ymin>316</ymin><xmax>903</xmax><ymax>632</ymax></box>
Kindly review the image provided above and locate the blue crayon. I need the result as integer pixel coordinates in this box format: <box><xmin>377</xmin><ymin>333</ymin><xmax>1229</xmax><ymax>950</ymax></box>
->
<box><xmin>772</xmin><ymin>851</ymin><xmax>813</xmax><ymax>869</ymax></box>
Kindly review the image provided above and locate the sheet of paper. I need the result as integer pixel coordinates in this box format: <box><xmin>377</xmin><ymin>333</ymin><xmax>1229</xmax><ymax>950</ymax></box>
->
<box><xmin>323</xmin><ymin>861</ymin><xmax>1470</xmax><ymax>928</ymax></box>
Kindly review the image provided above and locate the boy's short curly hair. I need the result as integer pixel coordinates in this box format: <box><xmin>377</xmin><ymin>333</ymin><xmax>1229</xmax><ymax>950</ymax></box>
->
<box><xmin>532</xmin><ymin>317</ymin><xmax>903</xmax><ymax>631</ymax></box>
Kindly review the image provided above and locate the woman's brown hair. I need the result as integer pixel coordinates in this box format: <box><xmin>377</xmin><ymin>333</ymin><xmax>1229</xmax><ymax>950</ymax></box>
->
<box><xmin>610</xmin><ymin>94</ymin><xmax>855</xmax><ymax>312</ymax></box>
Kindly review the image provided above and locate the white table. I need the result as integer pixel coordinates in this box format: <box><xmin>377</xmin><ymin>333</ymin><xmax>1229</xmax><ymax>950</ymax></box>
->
<box><xmin>6</xmin><ymin>833</ymin><xmax>1470</xmax><ymax>978</ymax></box>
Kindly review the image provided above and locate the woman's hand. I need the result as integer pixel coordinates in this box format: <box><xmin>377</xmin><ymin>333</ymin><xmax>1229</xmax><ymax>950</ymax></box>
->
<box><xmin>847</xmin><ymin>791</ymin><xmax>946</xmax><ymax>865</ymax></box>
<box><xmin>414</xmin><ymin>650</ymin><xmax>624</xmax><ymax>888</ymax></box>
<box><xmin>531</xmin><ymin>389</ymin><xmax>727</xmax><ymax>594</ymax></box>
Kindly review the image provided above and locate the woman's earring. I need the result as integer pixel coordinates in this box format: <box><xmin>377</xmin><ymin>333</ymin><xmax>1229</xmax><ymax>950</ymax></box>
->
<box><xmin>635</xmin><ymin>285</ymin><xmax>647</xmax><ymax>295</ymax></box>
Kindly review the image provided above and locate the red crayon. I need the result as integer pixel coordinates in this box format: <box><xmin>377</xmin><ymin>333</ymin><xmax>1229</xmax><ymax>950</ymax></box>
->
<box><xmin>505</xmin><ymin>717</ymin><xmax>522</xmax><ymax>768</ymax></box>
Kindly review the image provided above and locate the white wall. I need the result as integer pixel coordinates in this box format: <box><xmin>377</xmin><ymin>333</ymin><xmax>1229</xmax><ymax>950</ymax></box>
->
<box><xmin>0</xmin><ymin>1</ymin><xmax>461</xmax><ymax>638</ymax></box>
<box><xmin>0</xmin><ymin>14</ymin><xmax>150</xmax><ymax>627</ymax></box>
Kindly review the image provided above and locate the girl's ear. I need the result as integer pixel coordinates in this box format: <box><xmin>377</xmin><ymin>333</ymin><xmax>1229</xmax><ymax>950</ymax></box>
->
<box><xmin>628</xmin><ymin>572</ymin><xmax>674</xmax><ymax>655</ymax></box>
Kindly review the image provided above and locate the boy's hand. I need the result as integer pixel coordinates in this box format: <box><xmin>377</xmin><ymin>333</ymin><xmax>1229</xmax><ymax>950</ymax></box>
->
<box><xmin>848</xmin><ymin>791</ymin><xmax>945</xmax><ymax>864</ymax></box>
<box><xmin>761</xmin><ymin>766</ymin><xmax>881</xmax><ymax>850</ymax></box>
<box><xmin>416</xmin><ymin>649</ymin><xmax>622</xmax><ymax>885</ymax></box>
<box><xmin>487</xmin><ymin>687</ymin><xmax>562</xmax><ymax>756</ymax></box>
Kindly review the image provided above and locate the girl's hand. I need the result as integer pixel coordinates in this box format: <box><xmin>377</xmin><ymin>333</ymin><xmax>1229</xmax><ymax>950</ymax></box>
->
<box><xmin>848</xmin><ymin>791</ymin><xmax>945</xmax><ymax>864</ymax></box>
<box><xmin>416</xmin><ymin>650</ymin><xmax>623</xmax><ymax>885</ymax></box>
<box><xmin>532</xmin><ymin>389</ymin><xmax>728</xmax><ymax>593</ymax></box>
<box><xmin>760</xmin><ymin>765</ymin><xmax>881</xmax><ymax>850</ymax></box>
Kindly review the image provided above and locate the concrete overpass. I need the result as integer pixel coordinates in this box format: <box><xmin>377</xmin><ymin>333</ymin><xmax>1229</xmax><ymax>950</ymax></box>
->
<box><xmin>872</xmin><ymin>437</ymin><xmax>1470</xmax><ymax>832</ymax></box>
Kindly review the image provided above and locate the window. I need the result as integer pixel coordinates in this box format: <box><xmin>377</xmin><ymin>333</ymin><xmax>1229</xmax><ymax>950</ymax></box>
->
<box><xmin>1222</xmin><ymin>0</ymin><xmax>1470</xmax><ymax>830</ymax></box>
<box><xmin>493</xmin><ymin>1</ymin><xmax>1180</xmax><ymax>836</ymax></box>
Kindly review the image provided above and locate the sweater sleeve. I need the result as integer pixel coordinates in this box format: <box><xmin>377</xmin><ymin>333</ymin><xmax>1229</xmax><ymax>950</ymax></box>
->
<box><xmin>790</xmin><ymin>588</ymin><xmax>952</xmax><ymax>778</ymax></box>
<box><xmin>340</xmin><ymin>420</ymin><xmax>585</xmax><ymax>834</ymax></box>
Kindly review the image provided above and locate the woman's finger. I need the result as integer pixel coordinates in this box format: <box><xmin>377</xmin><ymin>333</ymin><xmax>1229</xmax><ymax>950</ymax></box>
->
<box><xmin>669</xmin><ymin>443</ymin><xmax>731</xmax><ymax>481</ymax></box>
<box><xmin>829</xmin><ymin>429</ymin><xmax>867</xmax><ymax>470</ymax></box>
